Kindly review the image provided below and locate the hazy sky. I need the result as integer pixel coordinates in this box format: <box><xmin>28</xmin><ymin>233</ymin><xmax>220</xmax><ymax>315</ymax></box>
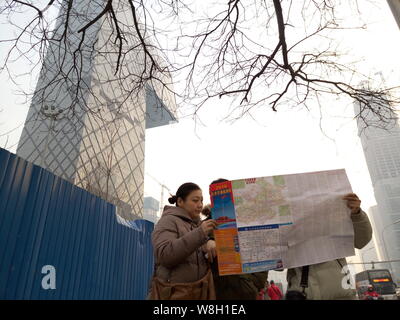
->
<box><xmin>141</xmin><ymin>1</ymin><xmax>400</xmax><ymax>272</ymax></box>
<box><xmin>143</xmin><ymin>1</ymin><xmax>400</xmax><ymax>211</ymax></box>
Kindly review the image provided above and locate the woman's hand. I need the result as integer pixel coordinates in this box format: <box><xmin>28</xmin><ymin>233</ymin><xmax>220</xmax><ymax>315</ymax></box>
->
<box><xmin>204</xmin><ymin>239</ymin><xmax>217</xmax><ymax>263</ymax></box>
<box><xmin>201</xmin><ymin>219</ymin><xmax>217</xmax><ymax>235</ymax></box>
<box><xmin>343</xmin><ymin>193</ymin><xmax>361</xmax><ymax>214</ymax></box>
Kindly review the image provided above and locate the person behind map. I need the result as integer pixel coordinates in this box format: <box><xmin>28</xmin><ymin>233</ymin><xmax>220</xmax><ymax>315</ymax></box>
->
<box><xmin>150</xmin><ymin>182</ymin><xmax>218</xmax><ymax>299</ymax></box>
<box><xmin>285</xmin><ymin>193</ymin><xmax>373</xmax><ymax>300</ymax></box>
<box><xmin>202</xmin><ymin>178</ymin><xmax>269</xmax><ymax>300</ymax></box>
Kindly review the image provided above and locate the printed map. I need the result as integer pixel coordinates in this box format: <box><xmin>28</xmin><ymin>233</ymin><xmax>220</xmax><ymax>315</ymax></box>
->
<box><xmin>211</xmin><ymin>169</ymin><xmax>355</xmax><ymax>275</ymax></box>
<box><xmin>232</xmin><ymin>176</ymin><xmax>292</xmax><ymax>227</ymax></box>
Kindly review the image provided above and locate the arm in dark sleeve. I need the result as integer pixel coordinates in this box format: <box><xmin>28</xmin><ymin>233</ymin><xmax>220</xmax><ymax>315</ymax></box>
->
<box><xmin>248</xmin><ymin>271</ymin><xmax>269</xmax><ymax>290</ymax></box>
<box><xmin>351</xmin><ymin>210</ymin><xmax>373</xmax><ymax>249</ymax></box>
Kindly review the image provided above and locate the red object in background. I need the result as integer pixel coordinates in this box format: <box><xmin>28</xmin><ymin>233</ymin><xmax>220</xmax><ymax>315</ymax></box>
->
<box><xmin>268</xmin><ymin>284</ymin><xmax>283</xmax><ymax>300</ymax></box>
<box><xmin>364</xmin><ymin>290</ymin><xmax>380</xmax><ymax>299</ymax></box>
<box><xmin>257</xmin><ymin>288</ymin><xmax>266</xmax><ymax>300</ymax></box>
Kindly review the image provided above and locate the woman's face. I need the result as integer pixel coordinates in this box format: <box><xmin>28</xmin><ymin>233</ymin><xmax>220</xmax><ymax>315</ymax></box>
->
<box><xmin>178</xmin><ymin>189</ymin><xmax>204</xmax><ymax>219</ymax></box>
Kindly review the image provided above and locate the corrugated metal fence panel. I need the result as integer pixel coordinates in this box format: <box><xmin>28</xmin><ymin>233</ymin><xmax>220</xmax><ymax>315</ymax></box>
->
<box><xmin>0</xmin><ymin>148</ymin><xmax>154</xmax><ymax>299</ymax></box>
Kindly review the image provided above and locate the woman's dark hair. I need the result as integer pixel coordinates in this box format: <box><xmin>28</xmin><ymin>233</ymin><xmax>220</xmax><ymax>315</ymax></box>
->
<box><xmin>210</xmin><ymin>178</ymin><xmax>228</xmax><ymax>185</ymax></box>
<box><xmin>201</xmin><ymin>205</ymin><xmax>212</xmax><ymax>219</ymax></box>
<box><xmin>168</xmin><ymin>182</ymin><xmax>201</xmax><ymax>206</ymax></box>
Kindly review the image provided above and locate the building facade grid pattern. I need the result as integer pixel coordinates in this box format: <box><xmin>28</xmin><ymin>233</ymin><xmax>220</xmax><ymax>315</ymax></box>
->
<box><xmin>16</xmin><ymin>1</ymin><xmax>176</xmax><ymax>220</ymax></box>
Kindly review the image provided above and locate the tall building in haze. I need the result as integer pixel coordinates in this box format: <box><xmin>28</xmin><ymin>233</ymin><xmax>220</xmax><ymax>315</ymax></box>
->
<box><xmin>354</xmin><ymin>91</ymin><xmax>400</xmax><ymax>283</ymax></box>
<box><xmin>17</xmin><ymin>1</ymin><xmax>177</xmax><ymax>220</ymax></box>
<box><xmin>143</xmin><ymin>196</ymin><xmax>160</xmax><ymax>223</ymax></box>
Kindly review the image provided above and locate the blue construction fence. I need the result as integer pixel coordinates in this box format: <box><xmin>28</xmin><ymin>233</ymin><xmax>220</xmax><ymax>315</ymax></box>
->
<box><xmin>0</xmin><ymin>147</ymin><xmax>155</xmax><ymax>299</ymax></box>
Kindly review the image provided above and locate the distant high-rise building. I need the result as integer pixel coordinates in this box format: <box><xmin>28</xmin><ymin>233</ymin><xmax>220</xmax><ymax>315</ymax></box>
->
<box><xmin>143</xmin><ymin>196</ymin><xmax>160</xmax><ymax>223</ymax></box>
<box><xmin>354</xmin><ymin>92</ymin><xmax>400</xmax><ymax>283</ymax></box>
<box><xmin>16</xmin><ymin>1</ymin><xmax>177</xmax><ymax>220</ymax></box>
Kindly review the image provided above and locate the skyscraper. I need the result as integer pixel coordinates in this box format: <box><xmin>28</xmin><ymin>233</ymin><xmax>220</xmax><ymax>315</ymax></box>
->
<box><xmin>354</xmin><ymin>91</ymin><xmax>400</xmax><ymax>283</ymax></box>
<box><xmin>17</xmin><ymin>1</ymin><xmax>177</xmax><ymax>220</ymax></box>
<box><xmin>143</xmin><ymin>196</ymin><xmax>160</xmax><ymax>223</ymax></box>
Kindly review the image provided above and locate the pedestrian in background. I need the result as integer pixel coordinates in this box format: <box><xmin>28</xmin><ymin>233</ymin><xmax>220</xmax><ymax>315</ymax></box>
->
<box><xmin>363</xmin><ymin>285</ymin><xmax>381</xmax><ymax>300</ymax></box>
<box><xmin>267</xmin><ymin>280</ymin><xmax>283</xmax><ymax>300</ymax></box>
<box><xmin>257</xmin><ymin>281</ymin><xmax>271</xmax><ymax>300</ymax></box>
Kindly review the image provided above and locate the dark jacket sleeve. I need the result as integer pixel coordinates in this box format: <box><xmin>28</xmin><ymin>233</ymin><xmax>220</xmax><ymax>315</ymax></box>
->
<box><xmin>152</xmin><ymin>215</ymin><xmax>208</xmax><ymax>268</ymax></box>
<box><xmin>351</xmin><ymin>210</ymin><xmax>373</xmax><ymax>249</ymax></box>
<box><xmin>247</xmin><ymin>271</ymin><xmax>269</xmax><ymax>290</ymax></box>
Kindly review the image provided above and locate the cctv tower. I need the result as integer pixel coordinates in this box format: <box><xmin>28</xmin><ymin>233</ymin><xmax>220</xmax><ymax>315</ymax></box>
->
<box><xmin>17</xmin><ymin>1</ymin><xmax>177</xmax><ymax>220</ymax></box>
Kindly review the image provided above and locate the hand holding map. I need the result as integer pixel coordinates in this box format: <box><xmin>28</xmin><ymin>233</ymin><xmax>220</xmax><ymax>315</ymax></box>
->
<box><xmin>201</xmin><ymin>219</ymin><xmax>218</xmax><ymax>235</ymax></box>
<box><xmin>343</xmin><ymin>193</ymin><xmax>361</xmax><ymax>214</ymax></box>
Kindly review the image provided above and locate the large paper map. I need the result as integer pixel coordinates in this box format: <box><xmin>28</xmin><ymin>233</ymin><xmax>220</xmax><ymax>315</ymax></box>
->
<box><xmin>210</xmin><ymin>169</ymin><xmax>355</xmax><ymax>275</ymax></box>
<box><xmin>232</xmin><ymin>176</ymin><xmax>292</xmax><ymax>227</ymax></box>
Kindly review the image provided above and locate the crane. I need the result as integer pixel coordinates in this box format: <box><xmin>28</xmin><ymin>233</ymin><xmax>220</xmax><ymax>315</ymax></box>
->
<box><xmin>145</xmin><ymin>172</ymin><xmax>171</xmax><ymax>216</ymax></box>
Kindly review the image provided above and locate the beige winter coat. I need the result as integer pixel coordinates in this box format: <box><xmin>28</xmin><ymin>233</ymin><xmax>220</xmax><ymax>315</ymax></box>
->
<box><xmin>286</xmin><ymin>210</ymin><xmax>373</xmax><ymax>300</ymax></box>
<box><xmin>152</xmin><ymin>205</ymin><xmax>209</xmax><ymax>283</ymax></box>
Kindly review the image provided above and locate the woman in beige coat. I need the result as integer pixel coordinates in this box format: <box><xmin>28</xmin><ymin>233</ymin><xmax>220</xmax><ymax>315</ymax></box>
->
<box><xmin>150</xmin><ymin>182</ymin><xmax>217</xmax><ymax>299</ymax></box>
